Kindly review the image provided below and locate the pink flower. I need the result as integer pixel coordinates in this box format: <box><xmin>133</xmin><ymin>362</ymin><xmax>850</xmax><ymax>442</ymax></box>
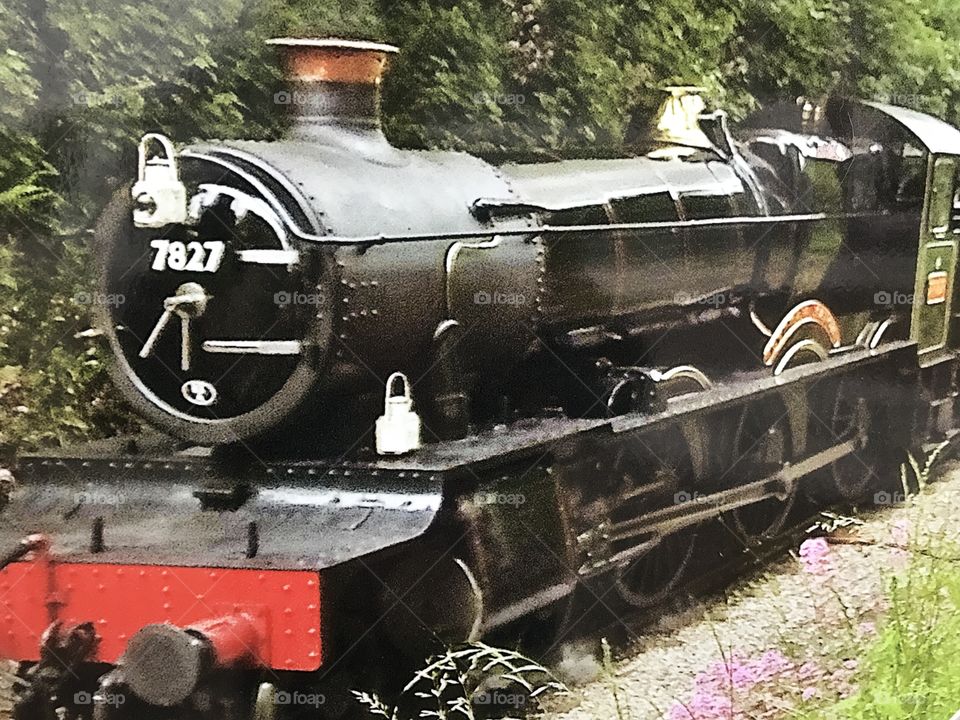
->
<box><xmin>891</xmin><ymin>519</ymin><xmax>910</xmax><ymax>547</ymax></box>
<box><xmin>888</xmin><ymin>519</ymin><xmax>911</xmax><ymax>568</ymax></box>
<box><xmin>802</xmin><ymin>687</ymin><xmax>817</xmax><ymax>701</ymax></box>
<box><xmin>799</xmin><ymin>537</ymin><xmax>834</xmax><ymax>575</ymax></box>
<box><xmin>670</xmin><ymin>650</ymin><xmax>796</xmax><ymax>719</ymax></box>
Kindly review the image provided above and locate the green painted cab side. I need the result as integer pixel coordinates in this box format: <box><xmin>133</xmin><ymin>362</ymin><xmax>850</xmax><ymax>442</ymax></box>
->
<box><xmin>911</xmin><ymin>155</ymin><xmax>958</xmax><ymax>354</ymax></box>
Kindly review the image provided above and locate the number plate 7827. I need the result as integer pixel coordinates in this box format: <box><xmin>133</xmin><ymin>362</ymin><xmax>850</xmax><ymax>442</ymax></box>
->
<box><xmin>150</xmin><ymin>239</ymin><xmax>226</xmax><ymax>273</ymax></box>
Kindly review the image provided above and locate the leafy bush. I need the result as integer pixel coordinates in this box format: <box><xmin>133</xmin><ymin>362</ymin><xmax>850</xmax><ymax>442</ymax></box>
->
<box><xmin>0</xmin><ymin>238</ymin><xmax>137</xmax><ymax>457</ymax></box>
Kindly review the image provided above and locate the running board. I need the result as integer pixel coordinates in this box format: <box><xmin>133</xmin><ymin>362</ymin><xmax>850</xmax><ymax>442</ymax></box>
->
<box><xmin>579</xmin><ymin>438</ymin><xmax>858</xmax><ymax>575</ymax></box>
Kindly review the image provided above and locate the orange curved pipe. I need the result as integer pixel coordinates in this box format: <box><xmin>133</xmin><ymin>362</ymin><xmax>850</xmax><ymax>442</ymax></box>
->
<box><xmin>763</xmin><ymin>300</ymin><xmax>842</xmax><ymax>367</ymax></box>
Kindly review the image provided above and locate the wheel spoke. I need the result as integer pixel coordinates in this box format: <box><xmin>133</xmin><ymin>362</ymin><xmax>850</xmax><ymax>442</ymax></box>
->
<box><xmin>830</xmin><ymin>379</ymin><xmax>880</xmax><ymax>500</ymax></box>
<box><xmin>613</xmin><ymin>435</ymin><xmax>698</xmax><ymax>608</ymax></box>
<box><xmin>729</xmin><ymin>402</ymin><xmax>796</xmax><ymax>541</ymax></box>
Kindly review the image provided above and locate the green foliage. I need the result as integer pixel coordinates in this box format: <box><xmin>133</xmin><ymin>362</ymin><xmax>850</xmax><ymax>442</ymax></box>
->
<box><xmin>900</xmin><ymin>440</ymin><xmax>950</xmax><ymax>495</ymax></box>
<box><xmin>619</xmin><ymin>1</ymin><xmax>743</xmax><ymax>113</ymax></box>
<box><xmin>600</xmin><ymin>637</ymin><xmax>631</xmax><ymax>720</ymax></box>
<box><xmin>2</xmin><ymin>0</ymin><xmax>960</xmax><ymax>450</ymax></box>
<box><xmin>0</xmin><ymin>239</ymin><xmax>137</xmax><ymax>457</ymax></box>
<box><xmin>844</xmin><ymin>0</ymin><xmax>960</xmax><ymax>123</ymax></box>
<box><xmin>801</xmin><ymin>533</ymin><xmax>960</xmax><ymax>719</ymax></box>
<box><xmin>0</xmin><ymin>131</ymin><xmax>58</xmax><ymax>233</ymax></box>
<box><xmin>734</xmin><ymin>0</ymin><xmax>851</xmax><ymax>100</ymax></box>
<box><xmin>504</xmin><ymin>1</ymin><xmax>627</xmax><ymax>149</ymax></box>
<box><xmin>382</xmin><ymin>1</ymin><xmax>513</xmax><ymax>151</ymax></box>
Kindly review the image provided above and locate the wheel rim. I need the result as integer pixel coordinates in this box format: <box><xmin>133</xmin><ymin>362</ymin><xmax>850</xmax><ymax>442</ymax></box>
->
<box><xmin>728</xmin><ymin>333</ymin><xmax>826</xmax><ymax>540</ymax></box>
<box><xmin>829</xmin><ymin>378</ymin><xmax>880</xmax><ymax>501</ymax></box>
<box><xmin>728</xmin><ymin>400</ymin><xmax>796</xmax><ymax>541</ymax></box>
<box><xmin>611</xmin><ymin>368</ymin><xmax>709</xmax><ymax>608</ymax></box>
<box><xmin>612</xmin><ymin>437</ymin><xmax>698</xmax><ymax>608</ymax></box>
<box><xmin>614</xmin><ymin>526</ymin><xmax>697</xmax><ymax>608</ymax></box>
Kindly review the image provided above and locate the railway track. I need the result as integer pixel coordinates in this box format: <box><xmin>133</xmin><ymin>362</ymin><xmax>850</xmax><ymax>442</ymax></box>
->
<box><xmin>485</xmin><ymin>493</ymin><xmax>854</xmax><ymax>665</ymax></box>
<box><xmin>547</xmin><ymin>444</ymin><xmax>960</xmax><ymax>686</ymax></box>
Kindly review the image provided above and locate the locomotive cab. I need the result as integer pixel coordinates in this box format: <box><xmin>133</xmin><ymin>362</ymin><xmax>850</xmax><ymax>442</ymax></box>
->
<box><xmin>826</xmin><ymin>101</ymin><xmax>960</xmax><ymax>356</ymax></box>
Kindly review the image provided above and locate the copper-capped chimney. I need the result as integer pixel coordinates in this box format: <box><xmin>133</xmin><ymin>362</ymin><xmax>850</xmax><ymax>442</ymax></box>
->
<box><xmin>267</xmin><ymin>37</ymin><xmax>399</xmax><ymax>144</ymax></box>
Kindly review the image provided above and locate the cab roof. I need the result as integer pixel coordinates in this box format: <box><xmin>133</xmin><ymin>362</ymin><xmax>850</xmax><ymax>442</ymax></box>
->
<box><xmin>856</xmin><ymin>101</ymin><xmax>960</xmax><ymax>156</ymax></box>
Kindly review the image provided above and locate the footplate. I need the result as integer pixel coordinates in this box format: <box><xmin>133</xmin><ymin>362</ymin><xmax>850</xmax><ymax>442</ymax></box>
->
<box><xmin>3</xmin><ymin>459</ymin><xmax>442</xmax><ymax>570</ymax></box>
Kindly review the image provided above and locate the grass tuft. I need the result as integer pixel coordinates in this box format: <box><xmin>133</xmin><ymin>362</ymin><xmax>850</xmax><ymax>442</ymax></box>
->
<box><xmin>352</xmin><ymin>642</ymin><xmax>567</xmax><ymax>719</ymax></box>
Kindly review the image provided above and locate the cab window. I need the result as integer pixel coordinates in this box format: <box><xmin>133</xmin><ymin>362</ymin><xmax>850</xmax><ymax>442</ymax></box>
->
<box><xmin>929</xmin><ymin>156</ymin><xmax>956</xmax><ymax>236</ymax></box>
<box><xmin>897</xmin><ymin>142</ymin><xmax>928</xmax><ymax>208</ymax></box>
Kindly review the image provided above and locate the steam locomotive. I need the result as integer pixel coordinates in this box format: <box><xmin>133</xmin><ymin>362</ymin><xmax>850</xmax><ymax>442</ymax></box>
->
<box><xmin>3</xmin><ymin>36</ymin><xmax>960</xmax><ymax>719</ymax></box>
